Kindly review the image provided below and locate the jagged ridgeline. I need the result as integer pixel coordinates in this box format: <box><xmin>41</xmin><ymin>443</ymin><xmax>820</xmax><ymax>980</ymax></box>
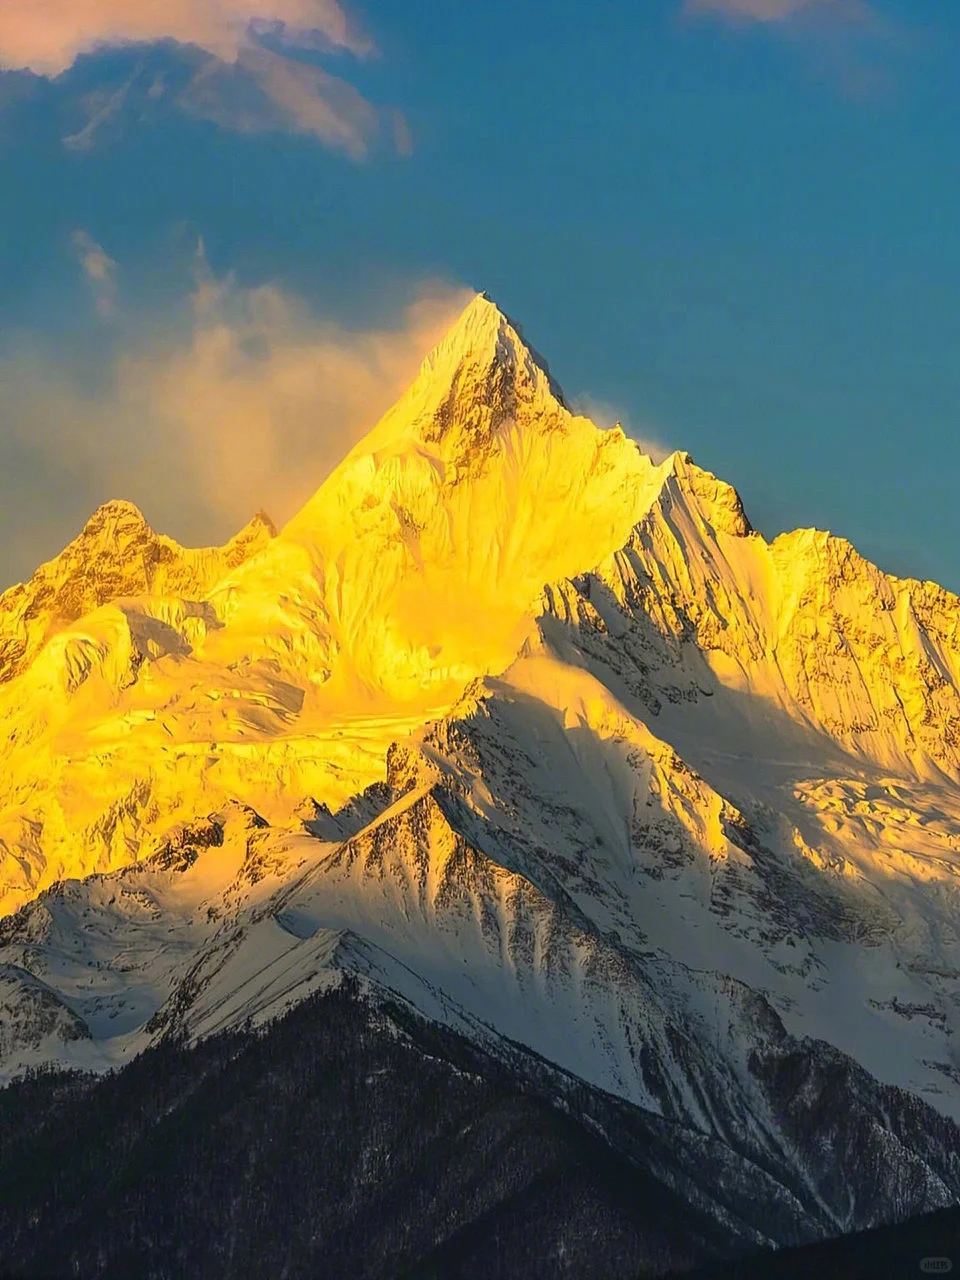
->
<box><xmin>2</xmin><ymin>294</ymin><xmax>960</xmax><ymax>1275</ymax></box>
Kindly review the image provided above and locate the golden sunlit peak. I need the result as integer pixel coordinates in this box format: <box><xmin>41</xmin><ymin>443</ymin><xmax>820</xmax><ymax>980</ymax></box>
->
<box><xmin>448</xmin><ymin>289</ymin><xmax>508</xmax><ymax>333</ymax></box>
<box><xmin>413</xmin><ymin>289</ymin><xmax>566</xmax><ymax>405</ymax></box>
<box><xmin>321</xmin><ymin>290</ymin><xmax>573</xmax><ymax>474</ymax></box>
<box><xmin>246</xmin><ymin>509</ymin><xmax>278</xmax><ymax>537</ymax></box>
<box><xmin>82</xmin><ymin>499</ymin><xmax>150</xmax><ymax>531</ymax></box>
<box><xmin>415</xmin><ymin>290</ymin><xmax>520</xmax><ymax>371</ymax></box>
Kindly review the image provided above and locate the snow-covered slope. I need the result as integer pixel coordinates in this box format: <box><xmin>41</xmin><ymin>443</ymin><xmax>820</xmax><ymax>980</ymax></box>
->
<box><xmin>0</xmin><ymin>296</ymin><xmax>675</xmax><ymax>915</ymax></box>
<box><xmin>0</xmin><ymin>500</ymin><xmax>276</xmax><ymax>687</ymax></box>
<box><xmin>2</xmin><ymin>292</ymin><xmax>960</xmax><ymax>1242</ymax></box>
<box><xmin>210</xmin><ymin>294</ymin><xmax>670</xmax><ymax>711</ymax></box>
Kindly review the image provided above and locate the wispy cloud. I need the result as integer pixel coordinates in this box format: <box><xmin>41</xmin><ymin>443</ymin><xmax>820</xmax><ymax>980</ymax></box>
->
<box><xmin>683</xmin><ymin>0</ymin><xmax>905</xmax><ymax>101</ymax></box>
<box><xmin>684</xmin><ymin>0</ymin><xmax>872</xmax><ymax>26</ymax></box>
<box><xmin>0</xmin><ymin>251</ymin><xmax>472</xmax><ymax>585</ymax></box>
<box><xmin>569</xmin><ymin>395</ymin><xmax>671</xmax><ymax>464</ymax></box>
<box><xmin>71</xmin><ymin>230</ymin><xmax>118</xmax><ymax>317</ymax></box>
<box><xmin>0</xmin><ymin>1</ymin><xmax>369</xmax><ymax>77</ymax></box>
<box><xmin>178</xmin><ymin>42</ymin><xmax>381</xmax><ymax>157</ymax></box>
<box><xmin>0</xmin><ymin>1</ymin><xmax>404</xmax><ymax>156</ymax></box>
<box><xmin>62</xmin><ymin>70</ymin><xmax>140</xmax><ymax>151</ymax></box>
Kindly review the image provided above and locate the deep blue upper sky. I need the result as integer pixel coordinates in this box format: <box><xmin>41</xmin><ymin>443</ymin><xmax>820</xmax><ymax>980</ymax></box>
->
<box><xmin>0</xmin><ymin>0</ymin><xmax>958</xmax><ymax>589</ymax></box>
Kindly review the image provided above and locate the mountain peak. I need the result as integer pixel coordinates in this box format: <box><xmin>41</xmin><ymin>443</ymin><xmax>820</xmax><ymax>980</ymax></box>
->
<box><xmin>334</xmin><ymin>292</ymin><xmax>568</xmax><ymax>467</ymax></box>
<box><xmin>418</xmin><ymin>291</ymin><xmax>566</xmax><ymax>408</ymax></box>
<box><xmin>437</xmin><ymin>291</ymin><xmax>538</xmax><ymax>358</ymax></box>
<box><xmin>82</xmin><ymin>499</ymin><xmax>151</xmax><ymax>534</ymax></box>
<box><xmin>0</xmin><ymin>501</ymin><xmax>276</xmax><ymax>694</ymax></box>
<box><xmin>444</xmin><ymin>289</ymin><xmax>504</xmax><ymax>340</ymax></box>
<box><xmin>426</xmin><ymin>291</ymin><xmax>521</xmax><ymax>360</ymax></box>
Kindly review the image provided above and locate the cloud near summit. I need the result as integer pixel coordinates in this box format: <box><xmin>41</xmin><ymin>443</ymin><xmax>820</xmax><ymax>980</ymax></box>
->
<box><xmin>0</xmin><ymin>1</ymin><xmax>403</xmax><ymax>156</ymax></box>
<box><xmin>0</xmin><ymin>257</ymin><xmax>473</xmax><ymax>586</ymax></box>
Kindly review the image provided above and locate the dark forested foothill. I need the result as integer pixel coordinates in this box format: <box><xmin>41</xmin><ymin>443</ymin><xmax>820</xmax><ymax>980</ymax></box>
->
<box><xmin>675</xmin><ymin>1203</ymin><xmax>960</xmax><ymax>1280</ymax></box>
<box><xmin>0</xmin><ymin>982</ymin><xmax>957</xmax><ymax>1280</ymax></box>
<box><xmin>0</xmin><ymin>983</ymin><xmax>729</xmax><ymax>1280</ymax></box>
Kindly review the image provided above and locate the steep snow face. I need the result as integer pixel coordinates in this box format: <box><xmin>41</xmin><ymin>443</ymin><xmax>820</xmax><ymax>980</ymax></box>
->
<box><xmin>551</xmin><ymin>455</ymin><xmax>960</xmax><ymax>782</ymax></box>
<box><xmin>5</xmin><ymin>292</ymin><xmax>960</xmax><ymax>1239</ymax></box>
<box><xmin>4</xmin><ymin>289</ymin><xmax>960</xmax><ymax>931</ymax></box>
<box><xmin>0</xmin><ymin>506</ymin><xmax>279</xmax><ymax>914</ymax></box>
<box><xmin>3</xmin><ymin>719</ymin><xmax>960</xmax><ymax>1242</ymax></box>
<box><xmin>0</xmin><ymin>502</ymin><xmax>276</xmax><ymax>687</ymax></box>
<box><xmin>0</xmin><ymin>802</ymin><xmax>333</xmax><ymax>1077</ymax></box>
<box><xmin>210</xmin><ymin>294</ymin><xmax>670</xmax><ymax>710</ymax></box>
<box><xmin>408</xmin><ymin>656</ymin><xmax>960</xmax><ymax>1120</ymax></box>
<box><xmin>0</xmin><ymin>295</ymin><xmax>677</xmax><ymax>914</ymax></box>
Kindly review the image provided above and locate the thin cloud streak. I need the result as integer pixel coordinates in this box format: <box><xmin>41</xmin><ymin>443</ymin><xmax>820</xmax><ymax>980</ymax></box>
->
<box><xmin>684</xmin><ymin>0</ymin><xmax>872</xmax><ymax>25</ymax></box>
<box><xmin>179</xmin><ymin>43</ymin><xmax>380</xmax><ymax>156</ymax></box>
<box><xmin>683</xmin><ymin>0</ymin><xmax>906</xmax><ymax>102</ymax></box>
<box><xmin>71</xmin><ymin>230</ymin><xmax>119</xmax><ymax>317</ymax></box>
<box><xmin>570</xmin><ymin>395</ymin><xmax>671</xmax><ymax>465</ymax></box>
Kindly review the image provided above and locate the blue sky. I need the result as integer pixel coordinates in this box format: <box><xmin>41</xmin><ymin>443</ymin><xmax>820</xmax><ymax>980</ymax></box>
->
<box><xmin>0</xmin><ymin>0</ymin><xmax>958</xmax><ymax>589</ymax></box>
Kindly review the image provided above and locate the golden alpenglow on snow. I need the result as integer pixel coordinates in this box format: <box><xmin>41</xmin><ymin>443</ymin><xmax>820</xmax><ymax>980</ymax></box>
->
<box><xmin>5</xmin><ymin>293</ymin><xmax>960</xmax><ymax>915</ymax></box>
<box><xmin>4</xmin><ymin>296</ymin><xmax>960</xmax><ymax>1254</ymax></box>
<box><xmin>0</xmin><ymin>294</ymin><xmax>673</xmax><ymax>912</ymax></box>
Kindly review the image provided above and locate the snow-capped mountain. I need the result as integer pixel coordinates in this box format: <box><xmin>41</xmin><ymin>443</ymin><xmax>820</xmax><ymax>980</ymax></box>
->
<box><xmin>2</xmin><ymin>293</ymin><xmax>960</xmax><ymax>1247</ymax></box>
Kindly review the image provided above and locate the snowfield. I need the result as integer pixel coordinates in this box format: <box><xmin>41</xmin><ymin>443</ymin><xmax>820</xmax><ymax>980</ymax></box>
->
<box><xmin>2</xmin><ymin>293</ymin><xmax>960</xmax><ymax>1239</ymax></box>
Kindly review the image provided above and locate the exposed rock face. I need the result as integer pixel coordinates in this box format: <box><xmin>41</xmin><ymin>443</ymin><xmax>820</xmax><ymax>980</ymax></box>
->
<box><xmin>1</xmin><ymin>294</ymin><xmax>960</xmax><ymax>1250</ymax></box>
